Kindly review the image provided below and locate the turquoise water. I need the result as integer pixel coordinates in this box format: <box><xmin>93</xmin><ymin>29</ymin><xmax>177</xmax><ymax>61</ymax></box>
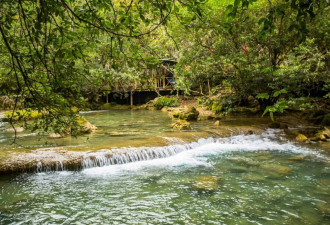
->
<box><xmin>1</xmin><ymin>132</ymin><xmax>329</xmax><ymax>224</ymax></box>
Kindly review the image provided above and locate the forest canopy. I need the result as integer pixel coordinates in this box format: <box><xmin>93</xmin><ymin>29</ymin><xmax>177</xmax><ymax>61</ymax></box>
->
<box><xmin>0</xmin><ymin>0</ymin><xmax>329</xmax><ymax>133</ymax></box>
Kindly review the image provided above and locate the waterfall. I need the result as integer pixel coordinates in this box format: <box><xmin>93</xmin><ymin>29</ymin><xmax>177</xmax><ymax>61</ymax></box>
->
<box><xmin>81</xmin><ymin>137</ymin><xmax>215</xmax><ymax>169</ymax></box>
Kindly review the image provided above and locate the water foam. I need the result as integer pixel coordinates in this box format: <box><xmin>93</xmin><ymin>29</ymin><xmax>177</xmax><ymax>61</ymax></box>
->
<box><xmin>82</xmin><ymin>130</ymin><xmax>328</xmax><ymax>175</ymax></box>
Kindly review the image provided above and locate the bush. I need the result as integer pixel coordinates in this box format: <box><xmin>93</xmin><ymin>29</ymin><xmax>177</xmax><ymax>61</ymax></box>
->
<box><xmin>212</xmin><ymin>102</ymin><xmax>223</xmax><ymax>114</ymax></box>
<box><xmin>153</xmin><ymin>97</ymin><xmax>178</xmax><ymax>110</ymax></box>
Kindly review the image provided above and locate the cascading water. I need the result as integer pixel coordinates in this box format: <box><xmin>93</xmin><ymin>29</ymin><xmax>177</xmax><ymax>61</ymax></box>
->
<box><xmin>81</xmin><ymin>137</ymin><xmax>215</xmax><ymax>169</ymax></box>
<box><xmin>34</xmin><ymin>129</ymin><xmax>327</xmax><ymax>173</ymax></box>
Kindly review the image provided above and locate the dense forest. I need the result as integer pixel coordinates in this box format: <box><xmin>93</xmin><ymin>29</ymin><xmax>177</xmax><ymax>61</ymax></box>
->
<box><xmin>1</xmin><ymin>1</ymin><xmax>330</xmax><ymax>223</ymax></box>
<box><xmin>0</xmin><ymin>0</ymin><xmax>329</xmax><ymax>132</ymax></box>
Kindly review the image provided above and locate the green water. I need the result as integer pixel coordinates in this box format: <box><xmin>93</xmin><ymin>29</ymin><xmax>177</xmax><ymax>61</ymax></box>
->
<box><xmin>1</xmin><ymin>133</ymin><xmax>329</xmax><ymax>224</ymax></box>
<box><xmin>0</xmin><ymin>110</ymin><xmax>329</xmax><ymax>224</ymax></box>
<box><xmin>0</xmin><ymin>110</ymin><xmax>179</xmax><ymax>151</ymax></box>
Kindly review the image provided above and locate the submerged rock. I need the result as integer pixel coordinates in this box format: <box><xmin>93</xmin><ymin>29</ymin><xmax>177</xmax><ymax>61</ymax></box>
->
<box><xmin>193</xmin><ymin>176</ymin><xmax>219</xmax><ymax>191</ymax></box>
<box><xmin>287</xmin><ymin>155</ymin><xmax>307</xmax><ymax>162</ymax></box>
<box><xmin>242</xmin><ymin>173</ymin><xmax>265</xmax><ymax>182</ymax></box>
<box><xmin>316</xmin><ymin>202</ymin><xmax>330</xmax><ymax>215</ymax></box>
<box><xmin>230</xmin><ymin>166</ymin><xmax>248</xmax><ymax>173</ymax></box>
<box><xmin>261</xmin><ymin>164</ymin><xmax>292</xmax><ymax>178</ymax></box>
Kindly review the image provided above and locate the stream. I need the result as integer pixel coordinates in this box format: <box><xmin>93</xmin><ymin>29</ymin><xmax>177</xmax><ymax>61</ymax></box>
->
<box><xmin>0</xmin><ymin>110</ymin><xmax>329</xmax><ymax>224</ymax></box>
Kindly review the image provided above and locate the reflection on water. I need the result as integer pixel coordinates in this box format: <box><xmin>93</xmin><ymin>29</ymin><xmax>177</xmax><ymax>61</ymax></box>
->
<box><xmin>0</xmin><ymin>110</ymin><xmax>176</xmax><ymax>151</ymax></box>
<box><xmin>0</xmin><ymin>131</ymin><xmax>329</xmax><ymax>224</ymax></box>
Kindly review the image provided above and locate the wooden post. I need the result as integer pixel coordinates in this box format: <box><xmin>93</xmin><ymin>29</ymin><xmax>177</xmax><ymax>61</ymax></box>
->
<box><xmin>106</xmin><ymin>92</ymin><xmax>109</xmax><ymax>104</ymax></box>
<box><xmin>130</xmin><ymin>90</ymin><xmax>133</xmax><ymax>106</ymax></box>
<box><xmin>154</xmin><ymin>77</ymin><xmax>157</xmax><ymax>88</ymax></box>
<box><xmin>162</xmin><ymin>74</ymin><xmax>165</xmax><ymax>89</ymax></box>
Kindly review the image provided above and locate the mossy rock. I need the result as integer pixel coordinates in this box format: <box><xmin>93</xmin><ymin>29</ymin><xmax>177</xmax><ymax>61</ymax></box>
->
<box><xmin>171</xmin><ymin>120</ymin><xmax>192</xmax><ymax>130</ymax></box>
<box><xmin>172</xmin><ymin>107</ymin><xmax>199</xmax><ymax>121</ymax></box>
<box><xmin>193</xmin><ymin>176</ymin><xmax>219</xmax><ymax>191</ymax></box>
<box><xmin>184</xmin><ymin>107</ymin><xmax>199</xmax><ymax>121</ymax></box>
<box><xmin>296</xmin><ymin>134</ymin><xmax>308</xmax><ymax>142</ymax></box>
<box><xmin>153</xmin><ymin>97</ymin><xmax>178</xmax><ymax>110</ymax></box>
<box><xmin>312</xmin><ymin>128</ymin><xmax>330</xmax><ymax>142</ymax></box>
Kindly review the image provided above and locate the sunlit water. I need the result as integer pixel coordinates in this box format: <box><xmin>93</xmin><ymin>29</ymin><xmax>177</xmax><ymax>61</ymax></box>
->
<box><xmin>0</xmin><ymin>110</ymin><xmax>220</xmax><ymax>152</ymax></box>
<box><xmin>1</xmin><ymin>131</ymin><xmax>329</xmax><ymax>224</ymax></box>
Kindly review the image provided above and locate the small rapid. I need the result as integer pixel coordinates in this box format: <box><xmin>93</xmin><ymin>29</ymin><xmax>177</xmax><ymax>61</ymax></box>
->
<box><xmin>81</xmin><ymin>129</ymin><xmax>328</xmax><ymax>175</ymax></box>
<box><xmin>6</xmin><ymin>129</ymin><xmax>329</xmax><ymax>174</ymax></box>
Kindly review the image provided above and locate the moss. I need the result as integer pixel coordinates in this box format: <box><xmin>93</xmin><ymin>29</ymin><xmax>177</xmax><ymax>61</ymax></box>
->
<box><xmin>171</xmin><ymin>120</ymin><xmax>192</xmax><ymax>130</ymax></box>
<box><xmin>153</xmin><ymin>97</ymin><xmax>178</xmax><ymax>110</ymax></box>
<box><xmin>3</xmin><ymin>109</ymin><xmax>42</xmax><ymax>122</ymax></box>
<box><xmin>172</xmin><ymin>107</ymin><xmax>199</xmax><ymax>121</ymax></box>
<box><xmin>211</xmin><ymin>102</ymin><xmax>223</xmax><ymax>114</ymax></box>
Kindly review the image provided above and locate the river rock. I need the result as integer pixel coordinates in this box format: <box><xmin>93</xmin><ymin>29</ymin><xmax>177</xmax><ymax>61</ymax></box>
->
<box><xmin>230</xmin><ymin>166</ymin><xmax>248</xmax><ymax>173</ymax></box>
<box><xmin>172</xmin><ymin>107</ymin><xmax>199</xmax><ymax>121</ymax></box>
<box><xmin>193</xmin><ymin>176</ymin><xmax>219</xmax><ymax>191</ymax></box>
<box><xmin>49</xmin><ymin>133</ymin><xmax>62</xmax><ymax>138</ymax></box>
<box><xmin>171</xmin><ymin>120</ymin><xmax>192</xmax><ymax>130</ymax></box>
<box><xmin>185</xmin><ymin>107</ymin><xmax>199</xmax><ymax>121</ymax></box>
<box><xmin>214</xmin><ymin>120</ymin><xmax>220</xmax><ymax>126</ymax></box>
<box><xmin>312</xmin><ymin>128</ymin><xmax>330</xmax><ymax>142</ymax></box>
<box><xmin>242</xmin><ymin>173</ymin><xmax>265</xmax><ymax>182</ymax></box>
<box><xmin>79</xmin><ymin>121</ymin><xmax>97</xmax><ymax>134</ymax></box>
<box><xmin>287</xmin><ymin>155</ymin><xmax>306</xmax><ymax>162</ymax></box>
<box><xmin>261</xmin><ymin>164</ymin><xmax>292</xmax><ymax>178</ymax></box>
<box><xmin>296</xmin><ymin>134</ymin><xmax>308</xmax><ymax>142</ymax></box>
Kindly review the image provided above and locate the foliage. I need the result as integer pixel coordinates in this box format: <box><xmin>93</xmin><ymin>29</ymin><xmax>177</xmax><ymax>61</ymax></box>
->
<box><xmin>3</xmin><ymin>109</ymin><xmax>42</xmax><ymax>122</ymax></box>
<box><xmin>0</xmin><ymin>0</ymin><xmax>329</xmax><ymax>136</ymax></box>
<box><xmin>153</xmin><ymin>97</ymin><xmax>178</xmax><ymax>110</ymax></box>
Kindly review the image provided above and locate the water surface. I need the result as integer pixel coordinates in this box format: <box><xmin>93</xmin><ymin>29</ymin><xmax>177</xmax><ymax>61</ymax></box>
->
<box><xmin>1</xmin><ymin>132</ymin><xmax>329</xmax><ymax>224</ymax></box>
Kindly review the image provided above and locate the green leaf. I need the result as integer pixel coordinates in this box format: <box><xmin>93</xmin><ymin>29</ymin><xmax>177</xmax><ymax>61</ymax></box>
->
<box><xmin>256</xmin><ymin>93</ymin><xmax>269</xmax><ymax>99</ymax></box>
